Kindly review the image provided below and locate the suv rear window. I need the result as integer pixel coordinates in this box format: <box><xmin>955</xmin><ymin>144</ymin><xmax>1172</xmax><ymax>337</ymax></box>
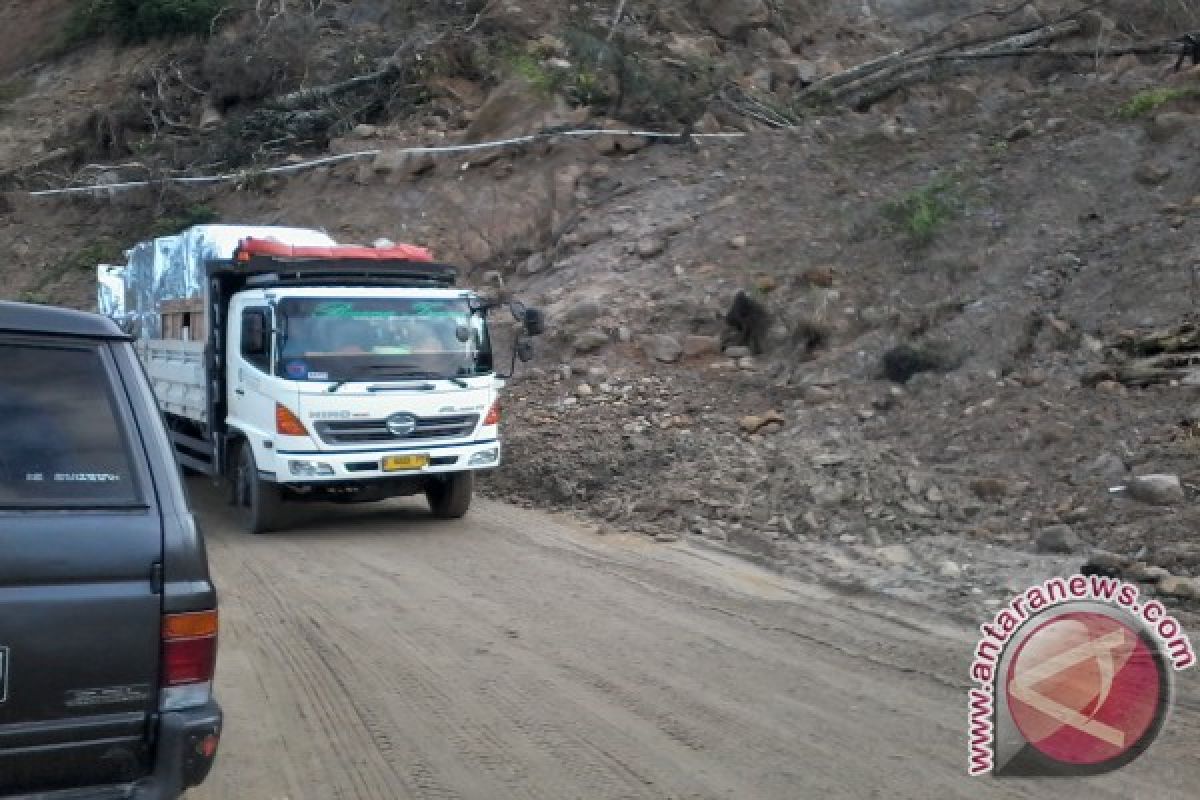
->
<box><xmin>0</xmin><ymin>341</ymin><xmax>142</xmax><ymax>508</ymax></box>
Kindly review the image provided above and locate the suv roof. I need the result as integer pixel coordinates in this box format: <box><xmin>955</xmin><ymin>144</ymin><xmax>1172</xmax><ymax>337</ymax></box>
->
<box><xmin>0</xmin><ymin>300</ymin><xmax>127</xmax><ymax>339</ymax></box>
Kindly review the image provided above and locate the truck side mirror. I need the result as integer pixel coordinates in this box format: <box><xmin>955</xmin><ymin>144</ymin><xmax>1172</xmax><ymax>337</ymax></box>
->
<box><xmin>522</xmin><ymin>308</ymin><xmax>546</xmax><ymax>337</ymax></box>
<box><xmin>242</xmin><ymin>310</ymin><xmax>269</xmax><ymax>356</ymax></box>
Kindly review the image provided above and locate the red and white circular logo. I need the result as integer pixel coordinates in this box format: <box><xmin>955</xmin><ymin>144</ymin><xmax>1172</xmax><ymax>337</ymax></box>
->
<box><xmin>1005</xmin><ymin>610</ymin><xmax>1167</xmax><ymax>769</ymax></box>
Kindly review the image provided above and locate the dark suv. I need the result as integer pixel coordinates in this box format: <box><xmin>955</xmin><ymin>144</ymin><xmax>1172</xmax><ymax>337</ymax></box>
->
<box><xmin>0</xmin><ymin>302</ymin><xmax>221</xmax><ymax>799</ymax></box>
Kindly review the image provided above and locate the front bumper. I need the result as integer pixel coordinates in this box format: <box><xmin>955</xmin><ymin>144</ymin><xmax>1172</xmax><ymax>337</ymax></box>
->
<box><xmin>267</xmin><ymin>439</ymin><xmax>501</xmax><ymax>483</ymax></box>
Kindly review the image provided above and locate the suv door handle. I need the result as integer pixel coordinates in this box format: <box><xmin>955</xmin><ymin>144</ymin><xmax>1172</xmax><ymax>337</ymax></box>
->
<box><xmin>234</xmin><ymin>388</ymin><xmax>245</xmax><ymax>396</ymax></box>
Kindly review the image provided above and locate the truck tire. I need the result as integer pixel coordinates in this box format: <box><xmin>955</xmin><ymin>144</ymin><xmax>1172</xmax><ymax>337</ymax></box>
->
<box><xmin>234</xmin><ymin>442</ymin><xmax>285</xmax><ymax>534</ymax></box>
<box><xmin>426</xmin><ymin>472</ymin><xmax>473</xmax><ymax>519</ymax></box>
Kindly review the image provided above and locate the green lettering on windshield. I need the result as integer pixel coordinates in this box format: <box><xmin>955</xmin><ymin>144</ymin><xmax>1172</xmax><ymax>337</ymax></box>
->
<box><xmin>311</xmin><ymin>301</ymin><xmax>461</xmax><ymax>320</ymax></box>
<box><xmin>313</xmin><ymin>302</ymin><xmax>396</xmax><ymax>319</ymax></box>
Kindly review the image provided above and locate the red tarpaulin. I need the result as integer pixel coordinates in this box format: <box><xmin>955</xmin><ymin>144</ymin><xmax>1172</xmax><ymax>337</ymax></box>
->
<box><xmin>236</xmin><ymin>238</ymin><xmax>434</xmax><ymax>263</ymax></box>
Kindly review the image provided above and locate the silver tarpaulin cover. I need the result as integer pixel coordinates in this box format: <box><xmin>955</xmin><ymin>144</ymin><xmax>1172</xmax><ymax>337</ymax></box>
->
<box><xmin>106</xmin><ymin>224</ymin><xmax>336</xmax><ymax>339</ymax></box>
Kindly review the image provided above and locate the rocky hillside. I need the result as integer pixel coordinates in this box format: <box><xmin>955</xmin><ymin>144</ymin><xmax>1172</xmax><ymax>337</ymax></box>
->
<box><xmin>3</xmin><ymin>0</ymin><xmax>1200</xmax><ymax>621</ymax></box>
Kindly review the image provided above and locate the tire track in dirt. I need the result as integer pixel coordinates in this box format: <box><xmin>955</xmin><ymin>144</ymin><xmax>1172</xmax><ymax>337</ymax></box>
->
<box><xmin>191</xmin><ymin>487</ymin><xmax>1200</xmax><ymax>800</ymax></box>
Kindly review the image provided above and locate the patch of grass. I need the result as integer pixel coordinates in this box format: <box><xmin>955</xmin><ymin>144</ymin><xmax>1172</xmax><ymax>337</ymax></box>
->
<box><xmin>67</xmin><ymin>240</ymin><xmax>124</xmax><ymax>273</ymax></box>
<box><xmin>1117</xmin><ymin>87</ymin><xmax>1200</xmax><ymax>119</ymax></box>
<box><xmin>883</xmin><ymin>176</ymin><xmax>960</xmax><ymax>247</ymax></box>
<box><xmin>149</xmin><ymin>203</ymin><xmax>219</xmax><ymax>237</ymax></box>
<box><xmin>503</xmin><ymin>45</ymin><xmax>611</xmax><ymax>107</ymax></box>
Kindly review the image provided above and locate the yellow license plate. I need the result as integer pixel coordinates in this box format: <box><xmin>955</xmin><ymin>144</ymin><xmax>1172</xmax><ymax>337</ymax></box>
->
<box><xmin>382</xmin><ymin>454</ymin><xmax>429</xmax><ymax>471</ymax></box>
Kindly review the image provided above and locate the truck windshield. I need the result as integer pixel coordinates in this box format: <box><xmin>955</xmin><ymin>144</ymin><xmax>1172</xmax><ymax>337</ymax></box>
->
<box><xmin>275</xmin><ymin>297</ymin><xmax>493</xmax><ymax>382</ymax></box>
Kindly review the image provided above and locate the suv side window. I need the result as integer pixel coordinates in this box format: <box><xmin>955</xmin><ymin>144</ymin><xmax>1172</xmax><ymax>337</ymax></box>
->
<box><xmin>0</xmin><ymin>340</ymin><xmax>141</xmax><ymax>507</ymax></box>
<box><xmin>240</xmin><ymin>307</ymin><xmax>271</xmax><ymax>373</ymax></box>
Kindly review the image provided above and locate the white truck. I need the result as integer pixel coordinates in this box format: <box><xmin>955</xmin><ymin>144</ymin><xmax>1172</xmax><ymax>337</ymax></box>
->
<box><xmin>97</xmin><ymin>225</ymin><xmax>544</xmax><ymax>533</ymax></box>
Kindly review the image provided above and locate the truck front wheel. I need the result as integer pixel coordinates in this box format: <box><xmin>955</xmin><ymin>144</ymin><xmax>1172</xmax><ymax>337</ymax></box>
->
<box><xmin>425</xmin><ymin>472</ymin><xmax>473</xmax><ymax>519</ymax></box>
<box><xmin>234</xmin><ymin>442</ymin><xmax>285</xmax><ymax>534</ymax></box>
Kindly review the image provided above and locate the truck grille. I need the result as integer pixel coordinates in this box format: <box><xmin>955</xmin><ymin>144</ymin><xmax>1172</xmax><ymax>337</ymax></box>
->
<box><xmin>314</xmin><ymin>415</ymin><xmax>480</xmax><ymax>446</ymax></box>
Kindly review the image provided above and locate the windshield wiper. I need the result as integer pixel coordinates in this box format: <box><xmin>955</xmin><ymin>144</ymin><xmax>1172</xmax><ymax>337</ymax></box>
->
<box><xmin>368</xmin><ymin>367</ymin><xmax>469</xmax><ymax>388</ymax></box>
<box><xmin>327</xmin><ymin>381</ymin><xmax>347</xmax><ymax>393</ymax></box>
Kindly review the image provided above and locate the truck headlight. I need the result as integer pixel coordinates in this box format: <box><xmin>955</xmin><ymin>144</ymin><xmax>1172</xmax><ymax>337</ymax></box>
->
<box><xmin>289</xmin><ymin>460</ymin><xmax>335</xmax><ymax>477</ymax></box>
<box><xmin>469</xmin><ymin>448</ymin><xmax>499</xmax><ymax>466</ymax></box>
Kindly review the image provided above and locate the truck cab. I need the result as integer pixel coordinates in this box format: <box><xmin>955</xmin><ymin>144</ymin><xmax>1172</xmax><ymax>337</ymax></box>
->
<box><xmin>101</xmin><ymin>227</ymin><xmax>544</xmax><ymax>533</ymax></box>
<box><xmin>227</xmin><ymin>284</ymin><xmax>509</xmax><ymax>530</ymax></box>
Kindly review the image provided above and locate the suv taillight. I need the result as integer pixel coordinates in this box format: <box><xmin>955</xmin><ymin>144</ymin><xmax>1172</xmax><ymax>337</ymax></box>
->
<box><xmin>161</xmin><ymin>610</ymin><xmax>217</xmax><ymax>711</ymax></box>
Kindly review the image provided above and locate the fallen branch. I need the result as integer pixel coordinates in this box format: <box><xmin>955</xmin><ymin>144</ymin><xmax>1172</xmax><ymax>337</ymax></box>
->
<box><xmin>796</xmin><ymin>1</ymin><xmax>1111</xmax><ymax>111</ymax></box>
<box><xmin>267</xmin><ymin>64</ymin><xmax>403</xmax><ymax>111</ymax></box>
<box><xmin>839</xmin><ymin>19</ymin><xmax>1084</xmax><ymax>110</ymax></box>
<box><xmin>933</xmin><ymin>41</ymin><xmax>1182</xmax><ymax>60</ymax></box>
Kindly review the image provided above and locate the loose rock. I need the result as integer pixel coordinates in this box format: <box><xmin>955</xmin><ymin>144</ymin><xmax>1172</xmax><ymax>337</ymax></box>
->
<box><xmin>642</xmin><ymin>334</ymin><xmax>684</xmax><ymax>363</ymax></box>
<box><xmin>877</xmin><ymin>544</ymin><xmax>915</xmax><ymax>566</ymax></box>
<box><xmin>682</xmin><ymin>335</ymin><xmax>721</xmax><ymax>358</ymax></box>
<box><xmin>970</xmin><ymin>478</ymin><xmax>1009</xmax><ymax>501</ymax></box>
<box><xmin>1158</xmin><ymin>575</ymin><xmax>1199</xmax><ymax>600</ymax></box>
<box><xmin>637</xmin><ymin>236</ymin><xmax>667</xmax><ymax>258</ymax></box>
<box><xmin>573</xmin><ymin>330</ymin><xmax>610</xmax><ymax>354</ymax></box>
<box><xmin>1127</xmin><ymin>474</ymin><xmax>1185</xmax><ymax>506</ymax></box>
<box><xmin>1036</xmin><ymin>524</ymin><xmax>1080</xmax><ymax>554</ymax></box>
<box><xmin>1135</xmin><ymin>162</ymin><xmax>1173</xmax><ymax>186</ymax></box>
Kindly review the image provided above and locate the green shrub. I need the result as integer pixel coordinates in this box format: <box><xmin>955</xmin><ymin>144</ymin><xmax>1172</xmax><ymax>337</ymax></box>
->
<box><xmin>150</xmin><ymin>204</ymin><xmax>219</xmax><ymax>237</ymax></box>
<box><xmin>1117</xmin><ymin>87</ymin><xmax>1200</xmax><ymax>119</ymax></box>
<box><xmin>67</xmin><ymin>0</ymin><xmax>224</xmax><ymax>44</ymax></box>
<box><xmin>883</xmin><ymin>177</ymin><xmax>960</xmax><ymax>246</ymax></box>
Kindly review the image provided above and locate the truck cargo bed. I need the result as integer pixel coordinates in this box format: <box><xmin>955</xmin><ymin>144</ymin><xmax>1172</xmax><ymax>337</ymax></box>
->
<box><xmin>137</xmin><ymin>339</ymin><xmax>207</xmax><ymax>425</ymax></box>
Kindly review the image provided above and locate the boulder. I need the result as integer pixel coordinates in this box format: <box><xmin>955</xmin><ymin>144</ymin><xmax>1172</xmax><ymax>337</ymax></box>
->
<box><xmin>636</xmin><ymin>236</ymin><xmax>667</xmax><ymax>258</ymax></box>
<box><xmin>573</xmin><ymin>330</ymin><xmax>610</xmax><ymax>354</ymax></box>
<box><xmin>1036</xmin><ymin>524</ymin><xmax>1080</xmax><ymax>554</ymax></box>
<box><xmin>682</xmin><ymin>335</ymin><xmax>720</xmax><ymax>358</ymax></box>
<box><xmin>969</xmin><ymin>478</ymin><xmax>1009</xmax><ymax>501</ymax></box>
<box><xmin>642</xmin><ymin>334</ymin><xmax>684</xmax><ymax>363</ymax></box>
<box><xmin>665</xmin><ymin>33</ymin><xmax>722</xmax><ymax>61</ymax></box>
<box><xmin>462</xmin><ymin>77</ymin><xmax>575</xmax><ymax>147</ymax></box>
<box><xmin>1134</xmin><ymin>162</ymin><xmax>1173</xmax><ymax>186</ymax></box>
<box><xmin>877</xmin><ymin>544</ymin><xmax>915</xmax><ymax>566</ymax></box>
<box><xmin>520</xmin><ymin>253</ymin><xmax>547</xmax><ymax>276</ymax></box>
<box><xmin>1158</xmin><ymin>575</ymin><xmax>1200</xmax><ymax>600</ymax></box>
<box><xmin>1128</xmin><ymin>474</ymin><xmax>1185</xmax><ymax>506</ymax></box>
<box><xmin>564</xmin><ymin>299</ymin><xmax>605</xmax><ymax>324</ymax></box>
<box><xmin>480</xmin><ymin>0</ymin><xmax>558</xmax><ymax>36</ymax></box>
<box><xmin>373</xmin><ymin>149</ymin><xmax>435</xmax><ymax>179</ymax></box>
<box><xmin>770</xmin><ymin>58</ymin><xmax>818</xmax><ymax>87</ymax></box>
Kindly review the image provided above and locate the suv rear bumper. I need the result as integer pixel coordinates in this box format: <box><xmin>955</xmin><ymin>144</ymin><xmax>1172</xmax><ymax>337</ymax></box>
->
<box><xmin>131</xmin><ymin>702</ymin><xmax>223</xmax><ymax>799</ymax></box>
<box><xmin>4</xmin><ymin>701</ymin><xmax>225</xmax><ymax>800</ymax></box>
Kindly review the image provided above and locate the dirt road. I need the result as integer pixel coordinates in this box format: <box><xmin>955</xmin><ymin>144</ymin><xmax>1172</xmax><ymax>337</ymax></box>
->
<box><xmin>188</xmin><ymin>481</ymin><xmax>1200</xmax><ymax>800</ymax></box>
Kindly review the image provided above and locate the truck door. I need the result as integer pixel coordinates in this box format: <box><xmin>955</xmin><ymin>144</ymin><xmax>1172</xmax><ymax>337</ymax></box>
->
<box><xmin>226</xmin><ymin>303</ymin><xmax>281</xmax><ymax>467</ymax></box>
<box><xmin>0</xmin><ymin>336</ymin><xmax>162</xmax><ymax>794</ymax></box>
